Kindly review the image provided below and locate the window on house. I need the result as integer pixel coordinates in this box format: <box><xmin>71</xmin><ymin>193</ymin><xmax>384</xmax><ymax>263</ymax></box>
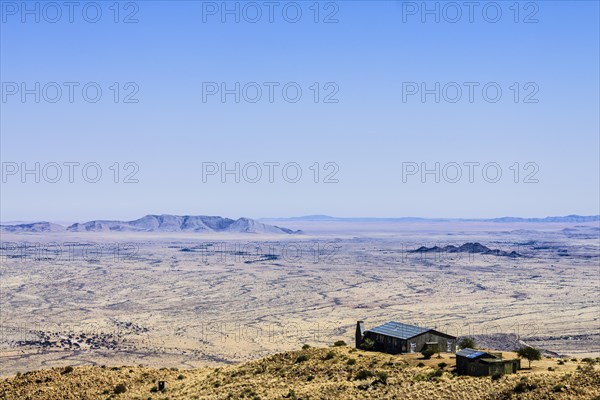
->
<box><xmin>410</xmin><ymin>342</ymin><xmax>416</xmax><ymax>353</ymax></box>
<box><xmin>447</xmin><ymin>340</ymin><xmax>453</xmax><ymax>352</ymax></box>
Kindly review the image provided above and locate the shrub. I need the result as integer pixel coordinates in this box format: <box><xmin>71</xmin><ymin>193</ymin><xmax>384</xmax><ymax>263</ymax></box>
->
<box><xmin>114</xmin><ymin>384</ymin><xmax>127</xmax><ymax>394</ymax></box>
<box><xmin>150</xmin><ymin>386</ymin><xmax>158</xmax><ymax>393</ymax></box>
<box><xmin>177</xmin><ymin>374</ymin><xmax>185</xmax><ymax>380</ymax></box>
<box><xmin>360</xmin><ymin>338</ymin><xmax>375</xmax><ymax>351</ymax></box>
<box><xmin>491</xmin><ymin>372</ymin><xmax>502</xmax><ymax>381</ymax></box>
<box><xmin>582</xmin><ymin>357</ymin><xmax>594</xmax><ymax>364</ymax></box>
<box><xmin>431</xmin><ymin>369</ymin><xmax>444</xmax><ymax>378</ymax></box>
<box><xmin>333</xmin><ymin>340</ymin><xmax>347</xmax><ymax>347</ymax></box>
<box><xmin>513</xmin><ymin>382</ymin><xmax>528</xmax><ymax>393</ymax></box>
<box><xmin>62</xmin><ymin>366</ymin><xmax>74</xmax><ymax>374</ymax></box>
<box><xmin>307</xmin><ymin>375</ymin><xmax>314</xmax><ymax>381</ymax></box>
<box><xmin>553</xmin><ymin>384</ymin><xmax>565</xmax><ymax>392</ymax></box>
<box><xmin>324</xmin><ymin>351</ymin><xmax>335</xmax><ymax>360</ymax></box>
<box><xmin>414</xmin><ymin>373</ymin><xmax>427</xmax><ymax>381</ymax></box>
<box><xmin>458</xmin><ymin>337</ymin><xmax>476</xmax><ymax>349</ymax></box>
<box><xmin>347</xmin><ymin>358</ymin><xmax>356</xmax><ymax>365</ymax></box>
<box><xmin>548</xmin><ymin>367</ymin><xmax>555</xmax><ymax>371</ymax></box>
<box><xmin>577</xmin><ymin>364</ymin><xmax>594</xmax><ymax>374</ymax></box>
<box><xmin>438</xmin><ymin>362</ymin><xmax>448</xmax><ymax>369</ymax></box>
<box><xmin>295</xmin><ymin>355</ymin><xmax>309</xmax><ymax>363</ymax></box>
<box><xmin>557</xmin><ymin>360</ymin><xmax>565</xmax><ymax>365</ymax></box>
<box><xmin>302</xmin><ymin>344</ymin><xmax>310</xmax><ymax>350</ymax></box>
<box><xmin>421</xmin><ymin>348</ymin><xmax>435</xmax><ymax>359</ymax></box>
<box><xmin>376</xmin><ymin>371</ymin><xmax>388</xmax><ymax>384</ymax></box>
<box><xmin>355</xmin><ymin>369</ymin><xmax>375</xmax><ymax>380</ymax></box>
<box><xmin>416</xmin><ymin>362</ymin><xmax>425</xmax><ymax>367</ymax></box>
<box><xmin>514</xmin><ymin>382</ymin><xmax>537</xmax><ymax>393</ymax></box>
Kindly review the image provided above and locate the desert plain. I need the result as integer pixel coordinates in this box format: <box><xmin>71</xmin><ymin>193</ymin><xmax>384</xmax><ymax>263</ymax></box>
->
<box><xmin>1</xmin><ymin>220</ymin><xmax>598</xmax><ymax>376</ymax></box>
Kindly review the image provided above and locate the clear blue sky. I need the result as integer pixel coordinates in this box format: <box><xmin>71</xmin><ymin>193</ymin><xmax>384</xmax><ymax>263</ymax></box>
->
<box><xmin>1</xmin><ymin>1</ymin><xmax>599</xmax><ymax>221</ymax></box>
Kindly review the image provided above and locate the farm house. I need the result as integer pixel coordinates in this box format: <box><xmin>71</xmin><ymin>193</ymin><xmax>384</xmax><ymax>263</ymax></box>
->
<box><xmin>355</xmin><ymin>321</ymin><xmax>456</xmax><ymax>354</ymax></box>
<box><xmin>456</xmin><ymin>348</ymin><xmax>521</xmax><ymax>376</ymax></box>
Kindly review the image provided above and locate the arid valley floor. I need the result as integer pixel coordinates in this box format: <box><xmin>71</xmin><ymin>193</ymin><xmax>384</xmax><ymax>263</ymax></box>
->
<box><xmin>1</xmin><ymin>220</ymin><xmax>599</xmax><ymax>378</ymax></box>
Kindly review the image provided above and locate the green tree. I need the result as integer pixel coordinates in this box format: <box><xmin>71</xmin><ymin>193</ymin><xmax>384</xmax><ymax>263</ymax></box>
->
<box><xmin>421</xmin><ymin>348</ymin><xmax>435</xmax><ymax>359</ymax></box>
<box><xmin>360</xmin><ymin>338</ymin><xmax>375</xmax><ymax>351</ymax></box>
<box><xmin>458</xmin><ymin>337</ymin><xmax>477</xmax><ymax>349</ymax></box>
<box><xmin>517</xmin><ymin>346</ymin><xmax>541</xmax><ymax>369</ymax></box>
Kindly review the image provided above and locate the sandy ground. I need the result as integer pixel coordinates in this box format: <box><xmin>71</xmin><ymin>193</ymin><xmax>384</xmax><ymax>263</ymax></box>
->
<box><xmin>1</xmin><ymin>221</ymin><xmax>598</xmax><ymax>376</ymax></box>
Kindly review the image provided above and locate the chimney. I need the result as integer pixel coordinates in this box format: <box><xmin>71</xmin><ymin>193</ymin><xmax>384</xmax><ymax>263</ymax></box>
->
<box><xmin>355</xmin><ymin>320</ymin><xmax>365</xmax><ymax>348</ymax></box>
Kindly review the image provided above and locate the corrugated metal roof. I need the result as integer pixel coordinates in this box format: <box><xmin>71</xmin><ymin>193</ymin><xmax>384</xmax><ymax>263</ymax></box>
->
<box><xmin>456</xmin><ymin>348</ymin><xmax>492</xmax><ymax>359</ymax></box>
<box><xmin>366</xmin><ymin>321</ymin><xmax>431</xmax><ymax>340</ymax></box>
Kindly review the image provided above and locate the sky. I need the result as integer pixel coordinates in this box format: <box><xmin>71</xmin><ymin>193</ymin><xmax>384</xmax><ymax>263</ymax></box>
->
<box><xmin>1</xmin><ymin>0</ymin><xmax>599</xmax><ymax>222</ymax></box>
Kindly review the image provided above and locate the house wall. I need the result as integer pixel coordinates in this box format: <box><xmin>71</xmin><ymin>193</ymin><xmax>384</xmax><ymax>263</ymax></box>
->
<box><xmin>456</xmin><ymin>357</ymin><xmax>490</xmax><ymax>376</ymax></box>
<box><xmin>407</xmin><ymin>332</ymin><xmax>456</xmax><ymax>353</ymax></box>
<box><xmin>364</xmin><ymin>331</ymin><xmax>456</xmax><ymax>354</ymax></box>
<box><xmin>364</xmin><ymin>332</ymin><xmax>403</xmax><ymax>354</ymax></box>
<box><xmin>457</xmin><ymin>357</ymin><xmax>521</xmax><ymax>376</ymax></box>
<box><xmin>456</xmin><ymin>356</ymin><xmax>467</xmax><ymax>375</ymax></box>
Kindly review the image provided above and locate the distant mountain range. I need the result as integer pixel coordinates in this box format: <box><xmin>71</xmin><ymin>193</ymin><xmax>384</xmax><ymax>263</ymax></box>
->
<box><xmin>0</xmin><ymin>215</ymin><xmax>302</xmax><ymax>234</ymax></box>
<box><xmin>0</xmin><ymin>221</ymin><xmax>64</xmax><ymax>233</ymax></box>
<box><xmin>268</xmin><ymin>215</ymin><xmax>600</xmax><ymax>223</ymax></box>
<box><xmin>2</xmin><ymin>214</ymin><xmax>597</xmax><ymax>234</ymax></box>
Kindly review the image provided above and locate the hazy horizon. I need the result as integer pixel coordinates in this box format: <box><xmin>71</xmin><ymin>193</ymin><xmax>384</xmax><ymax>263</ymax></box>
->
<box><xmin>2</xmin><ymin>212</ymin><xmax>599</xmax><ymax>226</ymax></box>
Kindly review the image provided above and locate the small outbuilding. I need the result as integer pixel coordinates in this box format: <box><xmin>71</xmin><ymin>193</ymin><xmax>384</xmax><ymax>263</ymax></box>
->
<box><xmin>355</xmin><ymin>321</ymin><xmax>456</xmax><ymax>354</ymax></box>
<box><xmin>456</xmin><ymin>348</ymin><xmax>520</xmax><ymax>376</ymax></box>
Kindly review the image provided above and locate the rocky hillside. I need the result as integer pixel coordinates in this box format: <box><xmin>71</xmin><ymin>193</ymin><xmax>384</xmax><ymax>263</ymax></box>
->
<box><xmin>411</xmin><ymin>242</ymin><xmax>521</xmax><ymax>257</ymax></box>
<box><xmin>1</xmin><ymin>347</ymin><xmax>599</xmax><ymax>400</ymax></box>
